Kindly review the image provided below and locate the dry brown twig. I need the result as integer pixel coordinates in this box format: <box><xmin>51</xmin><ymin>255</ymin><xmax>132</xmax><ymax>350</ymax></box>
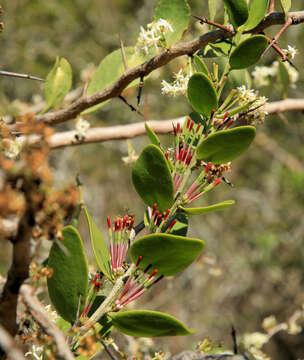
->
<box><xmin>0</xmin><ymin>325</ymin><xmax>26</xmax><ymax>360</ymax></box>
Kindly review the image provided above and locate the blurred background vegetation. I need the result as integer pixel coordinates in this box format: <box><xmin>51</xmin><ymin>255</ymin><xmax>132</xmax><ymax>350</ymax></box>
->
<box><xmin>1</xmin><ymin>0</ymin><xmax>304</xmax><ymax>359</ymax></box>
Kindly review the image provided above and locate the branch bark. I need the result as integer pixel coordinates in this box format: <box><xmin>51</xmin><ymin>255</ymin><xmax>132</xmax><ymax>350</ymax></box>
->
<box><xmin>29</xmin><ymin>11</ymin><xmax>304</xmax><ymax>127</ymax></box>
<box><xmin>20</xmin><ymin>284</ymin><xmax>75</xmax><ymax>360</ymax></box>
<box><xmin>0</xmin><ymin>325</ymin><xmax>26</xmax><ymax>360</ymax></box>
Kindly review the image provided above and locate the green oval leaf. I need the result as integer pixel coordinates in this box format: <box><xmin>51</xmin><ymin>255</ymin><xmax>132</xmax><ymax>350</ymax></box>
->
<box><xmin>222</xmin><ymin>0</ymin><xmax>249</xmax><ymax>28</ymax></box>
<box><xmin>162</xmin><ymin>213</ymin><xmax>188</xmax><ymax>236</ymax></box>
<box><xmin>83</xmin><ymin>206</ymin><xmax>112</xmax><ymax>281</ymax></box>
<box><xmin>83</xmin><ymin>48</ymin><xmax>147</xmax><ymax>114</ymax></box>
<box><xmin>145</xmin><ymin>123</ymin><xmax>161</xmax><ymax>147</ymax></box>
<box><xmin>43</xmin><ymin>57</ymin><xmax>72</xmax><ymax>113</ymax></box>
<box><xmin>197</xmin><ymin>126</ymin><xmax>256</xmax><ymax>164</ymax></box>
<box><xmin>243</xmin><ymin>0</ymin><xmax>270</xmax><ymax>31</ymax></box>
<box><xmin>278</xmin><ymin>61</ymin><xmax>290</xmax><ymax>97</ymax></box>
<box><xmin>193</xmin><ymin>55</ymin><xmax>209</xmax><ymax>75</ymax></box>
<box><xmin>132</xmin><ymin>144</ymin><xmax>174</xmax><ymax>213</ymax></box>
<box><xmin>130</xmin><ymin>233</ymin><xmax>204</xmax><ymax>276</ymax></box>
<box><xmin>280</xmin><ymin>0</ymin><xmax>291</xmax><ymax>13</ymax></box>
<box><xmin>208</xmin><ymin>0</ymin><xmax>218</xmax><ymax>22</ymax></box>
<box><xmin>47</xmin><ymin>226</ymin><xmax>88</xmax><ymax>323</ymax></box>
<box><xmin>187</xmin><ymin>73</ymin><xmax>218</xmax><ymax>117</ymax></box>
<box><xmin>110</xmin><ymin>310</ymin><xmax>194</xmax><ymax>337</ymax></box>
<box><xmin>153</xmin><ymin>0</ymin><xmax>190</xmax><ymax>46</ymax></box>
<box><xmin>229</xmin><ymin>35</ymin><xmax>268</xmax><ymax>69</ymax></box>
<box><xmin>180</xmin><ymin>200</ymin><xmax>235</xmax><ymax>215</ymax></box>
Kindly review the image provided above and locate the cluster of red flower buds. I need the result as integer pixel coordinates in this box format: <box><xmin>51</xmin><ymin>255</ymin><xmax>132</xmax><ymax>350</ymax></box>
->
<box><xmin>81</xmin><ymin>273</ymin><xmax>102</xmax><ymax>319</ymax></box>
<box><xmin>115</xmin><ymin>256</ymin><xmax>164</xmax><ymax>309</ymax></box>
<box><xmin>148</xmin><ymin>203</ymin><xmax>177</xmax><ymax>233</ymax></box>
<box><xmin>213</xmin><ymin>111</ymin><xmax>234</xmax><ymax>130</ymax></box>
<box><xmin>107</xmin><ymin>215</ymin><xmax>135</xmax><ymax>274</ymax></box>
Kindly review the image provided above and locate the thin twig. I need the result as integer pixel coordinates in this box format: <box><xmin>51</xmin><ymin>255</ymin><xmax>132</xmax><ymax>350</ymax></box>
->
<box><xmin>118</xmin><ymin>95</ymin><xmax>142</xmax><ymax>116</ymax></box>
<box><xmin>0</xmin><ymin>70</ymin><xmax>44</xmax><ymax>82</ymax></box>
<box><xmin>263</xmin><ymin>17</ymin><xmax>292</xmax><ymax>56</ymax></box>
<box><xmin>137</xmin><ymin>75</ymin><xmax>144</xmax><ymax>106</ymax></box>
<box><xmin>99</xmin><ymin>338</ymin><xmax>118</xmax><ymax>360</ymax></box>
<box><xmin>20</xmin><ymin>284</ymin><xmax>75</xmax><ymax>360</ymax></box>
<box><xmin>0</xmin><ymin>325</ymin><xmax>26</xmax><ymax>360</ymax></box>
<box><xmin>192</xmin><ymin>14</ymin><xmax>233</xmax><ymax>33</ymax></box>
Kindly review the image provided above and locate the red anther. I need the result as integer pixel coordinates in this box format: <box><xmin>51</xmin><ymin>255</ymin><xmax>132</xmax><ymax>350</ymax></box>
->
<box><xmin>152</xmin><ymin>203</ymin><xmax>157</xmax><ymax>216</ymax></box>
<box><xmin>177</xmin><ymin>122</ymin><xmax>181</xmax><ymax>133</ymax></box>
<box><xmin>118</xmin><ymin>219</ymin><xmax>122</xmax><ymax>231</ymax></box>
<box><xmin>173</xmin><ymin>124</ymin><xmax>177</xmax><ymax>136</ymax></box>
<box><xmin>107</xmin><ymin>216</ymin><xmax>111</xmax><ymax>230</ymax></box>
<box><xmin>205</xmin><ymin>162</ymin><xmax>212</xmax><ymax>174</ymax></box>
<box><xmin>196</xmin><ymin>123</ymin><xmax>201</xmax><ymax>134</ymax></box>
<box><xmin>213</xmin><ymin>178</ymin><xmax>222</xmax><ymax>187</ymax></box>
<box><xmin>217</xmin><ymin>121</ymin><xmax>224</xmax><ymax>130</ymax></box>
<box><xmin>129</xmin><ymin>218</ymin><xmax>135</xmax><ymax>231</ymax></box>
<box><xmin>148</xmin><ymin>269</ymin><xmax>158</xmax><ymax>279</ymax></box>
<box><xmin>225</xmin><ymin>118</ymin><xmax>234</xmax><ymax>129</ymax></box>
<box><xmin>169</xmin><ymin>219</ymin><xmax>177</xmax><ymax>230</ymax></box>
<box><xmin>207</xmin><ymin>174</ymin><xmax>215</xmax><ymax>183</ymax></box>
<box><xmin>114</xmin><ymin>220</ymin><xmax>118</xmax><ymax>231</ymax></box>
<box><xmin>189</xmin><ymin>121</ymin><xmax>194</xmax><ymax>132</ymax></box>
<box><xmin>186</xmin><ymin>153</ymin><xmax>192</xmax><ymax>165</ymax></box>
<box><xmin>136</xmin><ymin>255</ymin><xmax>143</xmax><ymax>267</ymax></box>
<box><xmin>186</xmin><ymin>117</ymin><xmax>191</xmax><ymax>129</ymax></box>
<box><xmin>164</xmin><ymin>209</ymin><xmax>170</xmax><ymax>221</ymax></box>
<box><xmin>182</xmin><ymin>150</ymin><xmax>188</xmax><ymax>162</ymax></box>
<box><xmin>223</xmin><ymin>111</ymin><xmax>229</xmax><ymax>121</ymax></box>
<box><xmin>178</xmin><ymin>148</ymin><xmax>184</xmax><ymax>161</ymax></box>
<box><xmin>154</xmin><ymin>210</ymin><xmax>159</xmax><ymax>218</ymax></box>
<box><xmin>123</xmin><ymin>215</ymin><xmax>128</xmax><ymax>229</ymax></box>
<box><xmin>165</xmin><ymin>151</ymin><xmax>169</xmax><ymax>160</ymax></box>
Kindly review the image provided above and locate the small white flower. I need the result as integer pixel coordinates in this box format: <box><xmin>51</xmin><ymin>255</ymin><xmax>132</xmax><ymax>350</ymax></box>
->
<box><xmin>283</xmin><ymin>45</ymin><xmax>298</xmax><ymax>59</ymax></box>
<box><xmin>161</xmin><ymin>69</ymin><xmax>190</xmax><ymax>97</ymax></box>
<box><xmin>252</xmin><ymin>66</ymin><xmax>276</xmax><ymax>87</ymax></box>
<box><xmin>75</xmin><ymin>117</ymin><xmax>90</xmax><ymax>139</ymax></box>
<box><xmin>136</xmin><ymin>19</ymin><xmax>173</xmax><ymax>55</ymax></box>
<box><xmin>284</xmin><ymin>61</ymin><xmax>299</xmax><ymax>85</ymax></box>
<box><xmin>3</xmin><ymin>137</ymin><xmax>23</xmax><ymax>159</ymax></box>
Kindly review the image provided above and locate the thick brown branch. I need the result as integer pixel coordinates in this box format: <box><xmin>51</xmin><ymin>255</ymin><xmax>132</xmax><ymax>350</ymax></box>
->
<box><xmin>32</xmin><ymin>11</ymin><xmax>304</xmax><ymax>127</ymax></box>
<box><xmin>20</xmin><ymin>284</ymin><xmax>75</xmax><ymax>360</ymax></box>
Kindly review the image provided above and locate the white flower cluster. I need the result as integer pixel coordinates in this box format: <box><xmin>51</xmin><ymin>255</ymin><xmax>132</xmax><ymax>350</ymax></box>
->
<box><xmin>75</xmin><ymin>117</ymin><xmax>90</xmax><ymax>139</ymax></box>
<box><xmin>161</xmin><ymin>69</ymin><xmax>190</xmax><ymax>97</ymax></box>
<box><xmin>3</xmin><ymin>137</ymin><xmax>23</xmax><ymax>159</ymax></box>
<box><xmin>136</xmin><ymin>18</ymin><xmax>173</xmax><ymax>55</ymax></box>
<box><xmin>237</xmin><ymin>86</ymin><xmax>268</xmax><ymax>124</ymax></box>
<box><xmin>252</xmin><ymin>58</ymin><xmax>299</xmax><ymax>89</ymax></box>
<box><xmin>283</xmin><ymin>45</ymin><xmax>298</xmax><ymax>59</ymax></box>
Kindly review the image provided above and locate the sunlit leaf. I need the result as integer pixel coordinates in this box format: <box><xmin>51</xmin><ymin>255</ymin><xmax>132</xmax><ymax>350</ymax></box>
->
<box><xmin>43</xmin><ymin>57</ymin><xmax>72</xmax><ymax>113</ymax></box>
<box><xmin>280</xmin><ymin>0</ymin><xmax>291</xmax><ymax>13</ymax></box>
<box><xmin>193</xmin><ymin>55</ymin><xmax>209</xmax><ymax>75</ymax></box>
<box><xmin>222</xmin><ymin>0</ymin><xmax>248</xmax><ymax>28</ymax></box>
<box><xmin>278</xmin><ymin>61</ymin><xmax>290</xmax><ymax>98</ymax></box>
<box><xmin>145</xmin><ymin>123</ymin><xmax>160</xmax><ymax>147</ymax></box>
<box><xmin>243</xmin><ymin>0</ymin><xmax>270</xmax><ymax>31</ymax></box>
<box><xmin>130</xmin><ymin>233</ymin><xmax>204</xmax><ymax>276</ymax></box>
<box><xmin>180</xmin><ymin>200</ymin><xmax>235</xmax><ymax>214</ymax></box>
<box><xmin>197</xmin><ymin>126</ymin><xmax>256</xmax><ymax>164</ymax></box>
<box><xmin>208</xmin><ymin>0</ymin><xmax>218</xmax><ymax>22</ymax></box>
<box><xmin>110</xmin><ymin>310</ymin><xmax>194</xmax><ymax>337</ymax></box>
<box><xmin>229</xmin><ymin>35</ymin><xmax>268</xmax><ymax>69</ymax></box>
<box><xmin>154</xmin><ymin>0</ymin><xmax>190</xmax><ymax>46</ymax></box>
<box><xmin>47</xmin><ymin>226</ymin><xmax>88</xmax><ymax>323</ymax></box>
<box><xmin>132</xmin><ymin>144</ymin><xmax>174</xmax><ymax>213</ymax></box>
<box><xmin>83</xmin><ymin>206</ymin><xmax>112</xmax><ymax>280</ymax></box>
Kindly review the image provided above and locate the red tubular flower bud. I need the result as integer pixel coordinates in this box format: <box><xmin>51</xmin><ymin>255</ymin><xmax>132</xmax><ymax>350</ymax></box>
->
<box><xmin>186</xmin><ymin>153</ymin><xmax>192</xmax><ymax>165</ymax></box>
<box><xmin>189</xmin><ymin>121</ymin><xmax>194</xmax><ymax>132</ymax></box>
<box><xmin>196</xmin><ymin>123</ymin><xmax>201</xmax><ymax>134</ymax></box>
<box><xmin>144</xmin><ymin>264</ymin><xmax>152</xmax><ymax>273</ymax></box>
<box><xmin>205</xmin><ymin>162</ymin><xmax>212</xmax><ymax>174</ymax></box>
<box><xmin>213</xmin><ymin>178</ymin><xmax>222</xmax><ymax>187</ymax></box>
<box><xmin>169</xmin><ymin>219</ymin><xmax>177</xmax><ymax>230</ymax></box>
<box><xmin>186</xmin><ymin>117</ymin><xmax>190</xmax><ymax>129</ymax></box>
<box><xmin>177</xmin><ymin>122</ymin><xmax>181</xmax><ymax>133</ymax></box>
<box><xmin>225</xmin><ymin>118</ymin><xmax>234</xmax><ymax>129</ymax></box>
<box><xmin>114</xmin><ymin>220</ymin><xmax>118</xmax><ymax>231</ymax></box>
<box><xmin>136</xmin><ymin>255</ymin><xmax>143</xmax><ymax>267</ymax></box>
<box><xmin>165</xmin><ymin>151</ymin><xmax>169</xmax><ymax>160</ymax></box>
<box><xmin>129</xmin><ymin>218</ymin><xmax>135</xmax><ymax>231</ymax></box>
<box><xmin>123</xmin><ymin>215</ymin><xmax>128</xmax><ymax>229</ymax></box>
<box><xmin>223</xmin><ymin>111</ymin><xmax>229</xmax><ymax>121</ymax></box>
<box><xmin>152</xmin><ymin>203</ymin><xmax>157</xmax><ymax>216</ymax></box>
<box><xmin>207</xmin><ymin>174</ymin><xmax>215</xmax><ymax>183</ymax></box>
<box><xmin>182</xmin><ymin>150</ymin><xmax>188</xmax><ymax>162</ymax></box>
<box><xmin>107</xmin><ymin>216</ymin><xmax>111</xmax><ymax>230</ymax></box>
<box><xmin>148</xmin><ymin>269</ymin><xmax>158</xmax><ymax>279</ymax></box>
<box><xmin>93</xmin><ymin>273</ymin><xmax>99</xmax><ymax>284</ymax></box>
<box><xmin>173</xmin><ymin>124</ymin><xmax>177</xmax><ymax>136</ymax></box>
<box><xmin>164</xmin><ymin>209</ymin><xmax>170</xmax><ymax>221</ymax></box>
<box><xmin>118</xmin><ymin>219</ymin><xmax>122</xmax><ymax>231</ymax></box>
<box><xmin>179</xmin><ymin>148</ymin><xmax>184</xmax><ymax>161</ymax></box>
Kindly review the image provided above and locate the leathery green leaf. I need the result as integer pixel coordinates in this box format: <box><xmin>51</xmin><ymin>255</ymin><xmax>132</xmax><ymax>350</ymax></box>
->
<box><xmin>280</xmin><ymin>0</ymin><xmax>291</xmax><ymax>13</ymax></box>
<box><xmin>180</xmin><ymin>200</ymin><xmax>235</xmax><ymax>215</ymax></box>
<box><xmin>208</xmin><ymin>0</ymin><xmax>218</xmax><ymax>22</ymax></box>
<box><xmin>193</xmin><ymin>55</ymin><xmax>209</xmax><ymax>75</ymax></box>
<box><xmin>278</xmin><ymin>61</ymin><xmax>290</xmax><ymax>97</ymax></box>
<box><xmin>132</xmin><ymin>144</ymin><xmax>174</xmax><ymax>213</ymax></box>
<box><xmin>43</xmin><ymin>57</ymin><xmax>72</xmax><ymax>113</ymax></box>
<box><xmin>47</xmin><ymin>226</ymin><xmax>88</xmax><ymax>323</ymax></box>
<box><xmin>229</xmin><ymin>35</ymin><xmax>268</xmax><ymax>69</ymax></box>
<box><xmin>197</xmin><ymin>126</ymin><xmax>256</xmax><ymax>164</ymax></box>
<box><xmin>83</xmin><ymin>206</ymin><xmax>112</xmax><ymax>280</ymax></box>
<box><xmin>145</xmin><ymin>123</ymin><xmax>161</xmax><ymax>147</ymax></box>
<box><xmin>222</xmin><ymin>0</ymin><xmax>248</xmax><ymax>28</ymax></box>
<box><xmin>130</xmin><ymin>233</ymin><xmax>204</xmax><ymax>276</ymax></box>
<box><xmin>243</xmin><ymin>0</ymin><xmax>270</xmax><ymax>31</ymax></box>
<box><xmin>83</xmin><ymin>48</ymin><xmax>148</xmax><ymax>114</ymax></box>
<box><xmin>187</xmin><ymin>73</ymin><xmax>218</xmax><ymax>117</ymax></box>
<box><xmin>153</xmin><ymin>0</ymin><xmax>190</xmax><ymax>46</ymax></box>
<box><xmin>110</xmin><ymin>310</ymin><xmax>194</xmax><ymax>337</ymax></box>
